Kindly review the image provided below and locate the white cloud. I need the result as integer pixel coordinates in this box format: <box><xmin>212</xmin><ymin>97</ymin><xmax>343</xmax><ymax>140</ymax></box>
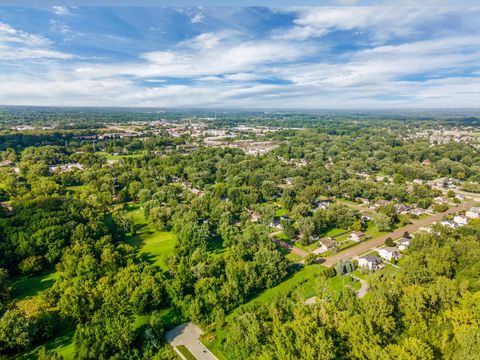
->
<box><xmin>52</xmin><ymin>6</ymin><xmax>71</xmax><ymax>16</ymax></box>
<box><xmin>0</xmin><ymin>22</ymin><xmax>73</xmax><ymax>60</ymax></box>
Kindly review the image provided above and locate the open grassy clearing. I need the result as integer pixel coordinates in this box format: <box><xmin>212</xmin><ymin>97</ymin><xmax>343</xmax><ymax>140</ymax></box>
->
<box><xmin>176</xmin><ymin>345</ymin><xmax>198</xmax><ymax>360</ymax></box>
<box><xmin>66</xmin><ymin>184</ymin><xmax>87</xmax><ymax>193</ymax></box>
<box><xmin>123</xmin><ymin>204</ymin><xmax>177</xmax><ymax>270</ymax></box>
<box><xmin>96</xmin><ymin>151</ymin><xmax>146</xmax><ymax>160</ymax></box>
<box><xmin>12</xmin><ymin>271</ymin><xmax>59</xmax><ymax>301</ymax></box>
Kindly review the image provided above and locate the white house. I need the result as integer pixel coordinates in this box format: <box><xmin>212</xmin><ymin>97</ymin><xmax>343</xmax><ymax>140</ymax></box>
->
<box><xmin>358</xmin><ymin>256</ymin><xmax>383</xmax><ymax>271</ymax></box>
<box><xmin>378</xmin><ymin>247</ymin><xmax>401</xmax><ymax>261</ymax></box>
<box><xmin>440</xmin><ymin>220</ymin><xmax>460</xmax><ymax>229</ymax></box>
<box><xmin>398</xmin><ymin>237</ymin><xmax>411</xmax><ymax>251</ymax></box>
<box><xmin>453</xmin><ymin>215</ymin><xmax>469</xmax><ymax>226</ymax></box>
<box><xmin>349</xmin><ymin>231</ymin><xmax>365</xmax><ymax>242</ymax></box>
<box><xmin>434</xmin><ymin>196</ymin><xmax>447</xmax><ymax>204</ymax></box>
<box><xmin>466</xmin><ymin>207</ymin><xmax>480</xmax><ymax>219</ymax></box>
<box><xmin>313</xmin><ymin>238</ymin><xmax>337</xmax><ymax>254</ymax></box>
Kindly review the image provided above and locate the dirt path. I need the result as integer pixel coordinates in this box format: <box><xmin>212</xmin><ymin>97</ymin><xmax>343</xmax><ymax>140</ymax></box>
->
<box><xmin>166</xmin><ymin>323</ymin><xmax>218</xmax><ymax>360</ymax></box>
<box><xmin>320</xmin><ymin>200</ymin><xmax>477</xmax><ymax>267</ymax></box>
<box><xmin>273</xmin><ymin>239</ymin><xmax>310</xmax><ymax>257</ymax></box>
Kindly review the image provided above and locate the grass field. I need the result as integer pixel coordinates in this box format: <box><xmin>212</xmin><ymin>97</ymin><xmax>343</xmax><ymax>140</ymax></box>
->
<box><xmin>177</xmin><ymin>345</ymin><xmax>198</xmax><ymax>360</ymax></box>
<box><xmin>12</xmin><ymin>271</ymin><xmax>60</xmax><ymax>301</ymax></box>
<box><xmin>274</xmin><ymin>208</ymin><xmax>289</xmax><ymax>217</ymax></box>
<box><xmin>123</xmin><ymin>204</ymin><xmax>177</xmax><ymax>270</ymax></box>
<box><xmin>97</xmin><ymin>151</ymin><xmax>146</xmax><ymax>160</ymax></box>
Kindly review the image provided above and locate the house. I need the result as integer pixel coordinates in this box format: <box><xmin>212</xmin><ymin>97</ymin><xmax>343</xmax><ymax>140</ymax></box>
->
<box><xmin>411</xmin><ymin>208</ymin><xmax>427</xmax><ymax>216</ymax></box>
<box><xmin>466</xmin><ymin>207</ymin><xmax>480</xmax><ymax>219</ymax></box>
<box><xmin>378</xmin><ymin>247</ymin><xmax>401</xmax><ymax>261</ymax></box>
<box><xmin>455</xmin><ymin>194</ymin><xmax>466</xmax><ymax>201</ymax></box>
<box><xmin>398</xmin><ymin>237</ymin><xmax>411</xmax><ymax>251</ymax></box>
<box><xmin>349</xmin><ymin>231</ymin><xmax>365</xmax><ymax>242</ymax></box>
<box><xmin>269</xmin><ymin>219</ymin><xmax>282</xmax><ymax>230</ymax></box>
<box><xmin>440</xmin><ymin>220</ymin><xmax>460</xmax><ymax>229</ymax></box>
<box><xmin>375</xmin><ymin>199</ymin><xmax>391</xmax><ymax>208</ymax></box>
<box><xmin>358</xmin><ymin>256</ymin><xmax>383</xmax><ymax>271</ymax></box>
<box><xmin>361</xmin><ymin>215</ymin><xmax>372</xmax><ymax>222</ymax></box>
<box><xmin>313</xmin><ymin>200</ymin><xmax>331</xmax><ymax>211</ymax></box>
<box><xmin>395</xmin><ymin>204</ymin><xmax>411</xmax><ymax>214</ymax></box>
<box><xmin>434</xmin><ymin>196</ymin><xmax>447</xmax><ymax>204</ymax></box>
<box><xmin>453</xmin><ymin>215</ymin><xmax>469</xmax><ymax>226</ymax></box>
<box><xmin>317</xmin><ymin>238</ymin><xmax>337</xmax><ymax>253</ymax></box>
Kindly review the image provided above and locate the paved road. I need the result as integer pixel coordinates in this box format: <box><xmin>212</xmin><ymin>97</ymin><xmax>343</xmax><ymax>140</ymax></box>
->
<box><xmin>320</xmin><ymin>199</ymin><xmax>477</xmax><ymax>267</ymax></box>
<box><xmin>166</xmin><ymin>323</ymin><xmax>218</xmax><ymax>360</ymax></box>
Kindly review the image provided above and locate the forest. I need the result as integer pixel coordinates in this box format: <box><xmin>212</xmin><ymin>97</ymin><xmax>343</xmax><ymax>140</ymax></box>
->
<box><xmin>1</xmin><ymin>110</ymin><xmax>480</xmax><ymax>359</ymax></box>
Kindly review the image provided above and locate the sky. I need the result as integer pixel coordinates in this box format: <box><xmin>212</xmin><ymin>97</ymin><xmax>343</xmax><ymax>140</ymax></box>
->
<box><xmin>0</xmin><ymin>5</ymin><xmax>479</xmax><ymax>109</ymax></box>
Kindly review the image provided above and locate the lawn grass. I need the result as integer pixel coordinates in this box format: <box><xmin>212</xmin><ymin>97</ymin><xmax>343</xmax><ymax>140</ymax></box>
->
<box><xmin>364</xmin><ymin>221</ymin><xmax>389</xmax><ymax>239</ymax></box>
<box><xmin>123</xmin><ymin>204</ymin><xmax>177</xmax><ymax>270</ymax></box>
<box><xmin>97</xmin><ymin>151</ymin><xmax>146</xmax><ymax>160</ymax></box>
<box><xmin>12</xmin><ymin>271</ymin><xmax>60</xmax><ymax>301</ymax></box>
<box><xmin>177</xmin><ymin>345</ymin><xmax>198</xmax><ymax>360</ymax></box>
<box><xmin>274</xmin><ymin>208</ymin><xmax>288</xmax><ymax>217</ymax></box>
<box><xmin>286</xmin><ymin>252</ymin><xmax>303</xmax><ymax>262</ymax></box>
<box><xmin>321</xmin><ymin>227</ymin><xmax>348</xmax><ymax>238</ymax></box>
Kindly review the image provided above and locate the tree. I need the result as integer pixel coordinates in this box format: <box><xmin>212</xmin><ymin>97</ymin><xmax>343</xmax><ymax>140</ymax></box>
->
<box><xmin>374</xmin><ymin>212</ymin><xmax>393</xmax><ymax>232</ymax></box>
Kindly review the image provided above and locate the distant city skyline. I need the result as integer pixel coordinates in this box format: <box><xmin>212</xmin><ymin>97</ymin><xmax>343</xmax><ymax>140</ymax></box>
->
<box><xmin>0</xmin><ymin>5</ymin><xmax>479</xmax><ymax>108</ymax></box>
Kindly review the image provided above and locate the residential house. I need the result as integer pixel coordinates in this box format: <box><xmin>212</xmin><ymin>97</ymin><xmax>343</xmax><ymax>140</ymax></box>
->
<box><xmin>455</xmin><ymin>194</ymin><xmax>466</xmax><ymax>201</ymax></box>
<box><xmin>316</xmin><ymin>238</ymin><xmax>337</xmax><ymax>253</ymax></box>
<box><xmin>398</xmin><ymin>237</ymin><xmax>411</xmax><ymax>251</ymax></box>
<box><xmin>466</xmin><ymin>207</ymin><xmax>480</xmax><ymax>219</ymax></box>
<box><xmin>440</xmin><ymin>220</ymin><xmax>460</xmax><ymax>229</ymax></box>
<box><xmin>375</xmin><ymin>199</ymin><xmax>391</xmax><ymax>208</ymax></box>
<box><xmin>395</xmin><ymin>204</ymin><xmax>411</xmax><ymax>215</ymax></box>
<box><xmin>434</xmin><ymin>196</ymin><xmax>447</xmax><ymax>204</ymax></box>
<box><xmin>453</xmin><ymin>215</ymin><xmax>469</xmax><ymax>226</ymax></box>
<box><xmin>411</xmin><ymin>208</ymin><xmax>427</xmax><ymax>216</ymax></box>
<box><xmin>349</xmin><ymin>231</ymin><xmax>365</xmax><ymax>242</ymax></box>
<box><xmin>358</xmin><ymin>256</ymin><xmax>383</xmax><ymax>271</ymax></box>
<box><xmin>378</xmin><ymin>247</ymin><xmax>401</xmax><ymax>261</ymax></box>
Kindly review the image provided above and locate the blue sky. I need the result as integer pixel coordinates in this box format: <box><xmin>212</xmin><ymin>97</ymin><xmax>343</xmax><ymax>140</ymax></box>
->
<box><xmin>0</xmin><ymin>5</ymin><xmax>479</xmax><ymax>108</ymax></box>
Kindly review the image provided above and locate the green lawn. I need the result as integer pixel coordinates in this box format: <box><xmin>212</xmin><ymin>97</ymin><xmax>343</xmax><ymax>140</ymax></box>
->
<box><xmin>12</xmin><ymin>271</ymin><xmax>60</xmax><ymax>301</ymax></box>
<box><xmin>321</xmin><ymin>227</ymin><xmax>349</xmax><ymax>238</ymax></box>
<box><xmin>275</xmin><ymin>208</ymin><xmax>288</xmax><ymax>217</ymax></box>
<box><xmin>15</xmin><ymin>329</ymin><xmax>74</xmax><ymax>360</ymax></box>
<box><xmin>97</xmin><ymin>151</ymin><xmax>146</xmax><ymax>160</ymax></box>
<box><xmin>123</xmin><ymin>204</ymin><xmax>177</xmax><ymax>270</ymax></box>
<box><xmin>177</xmin><ymin>345</ymin><xmax>198</xmax><ymax>360</ymax></box>
<box><xmin>364</xmin><ymin>221</ymin><xmax>389</xmax><ymax>239</ymax></box>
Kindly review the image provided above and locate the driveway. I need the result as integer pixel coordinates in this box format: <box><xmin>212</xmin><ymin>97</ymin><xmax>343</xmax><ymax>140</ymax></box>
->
<box><xmin>166</xmin><ymin>323</ymin><xmax>218</xmax><ymax>360</ymax></box>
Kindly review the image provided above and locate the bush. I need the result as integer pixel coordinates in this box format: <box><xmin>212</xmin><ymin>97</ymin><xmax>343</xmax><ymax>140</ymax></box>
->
<box><xmin>18</xmin><ymin>255</ymin><xmax>45</xmax><ymax>275</ymax></box>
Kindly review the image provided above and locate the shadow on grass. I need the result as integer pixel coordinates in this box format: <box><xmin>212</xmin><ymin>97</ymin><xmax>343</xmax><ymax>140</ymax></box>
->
<box><xmin>12</xmin><ymin>272</ymin><xmax>59</xmax><ymax>301</ymax></box>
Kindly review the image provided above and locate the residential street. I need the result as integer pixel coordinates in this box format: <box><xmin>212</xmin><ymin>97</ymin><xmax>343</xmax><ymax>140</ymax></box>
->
<box><xmin>165</xmin><ymin>323</ymin><xmax>218</xmax><ymax>360</ymax></box>
<box><xmin>321</xmin><ymin>199</ymin><xmax>477</xmax><ymax>266</ymax></box>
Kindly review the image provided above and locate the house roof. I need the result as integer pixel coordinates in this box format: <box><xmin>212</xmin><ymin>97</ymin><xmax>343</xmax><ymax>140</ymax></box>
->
<box><xmin>320</xmin><ymin>238</ymin><xmax>336</xmax><ymax>247</ymax></box>
<box><xmin>351</xmin><ymin>231</ymin><xmax>365</xmax><ymax>236</ymax></box>
<box><xmin>381</xmin><ymin>247</ymin><xmax>400</xmax><ymax>253</ymax></box>
<box><xmin>360</xmin><ymin>255</ymin><xmax>381</xmax><ymax>263</ymax></box>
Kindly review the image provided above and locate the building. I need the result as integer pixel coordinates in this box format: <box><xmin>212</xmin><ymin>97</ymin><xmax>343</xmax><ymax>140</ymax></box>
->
<box><xmin>349</xmin><ymin>231</ymin><xmax>365</xmax><ymax>242</ymax></box>
<box><xmin>434</xmin><ymin>196</ymin><xmax>447</xmax><ymax>204</ymax></box>
<box><xmin>453</xmin><ymin>215</ymin><xmax>469</xmax><ymax>226</ymax></box>
<box><xmin>375</xmin><ymin>199</ymin><xmax>391</xmax><ymax>208</ymax></box>
<box><xmin>395</xmin><ymin>204</ymin><xmax>411</xmax><ymax>215</ymax></box>
<box><xmin>466</xmin><ymin>207</ymin><xmax>480</xmax><ymax>219</ymax></box>
<box><xmin>358</xmin><ymin>256</ymin><xmax>383</xmax><ymax>271</ymax></box>
<box><xmin>440</xmin><ymin>220</ymin><xmax>460</xmax><ymax>229</ymax></box>
<box><xmin>398</xmin><ymin>237</ymin><xmax>411</xmax><ymax>251</ymax></box>
<box><xmin>317</xmin><ymin>238</ymin><xmax>337</xmax><ymax>253</ymax></box>
<box><xmin>378</xmin><ymin>247</ymin><xmax>401</xmax><ymax>261</ymax></box>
